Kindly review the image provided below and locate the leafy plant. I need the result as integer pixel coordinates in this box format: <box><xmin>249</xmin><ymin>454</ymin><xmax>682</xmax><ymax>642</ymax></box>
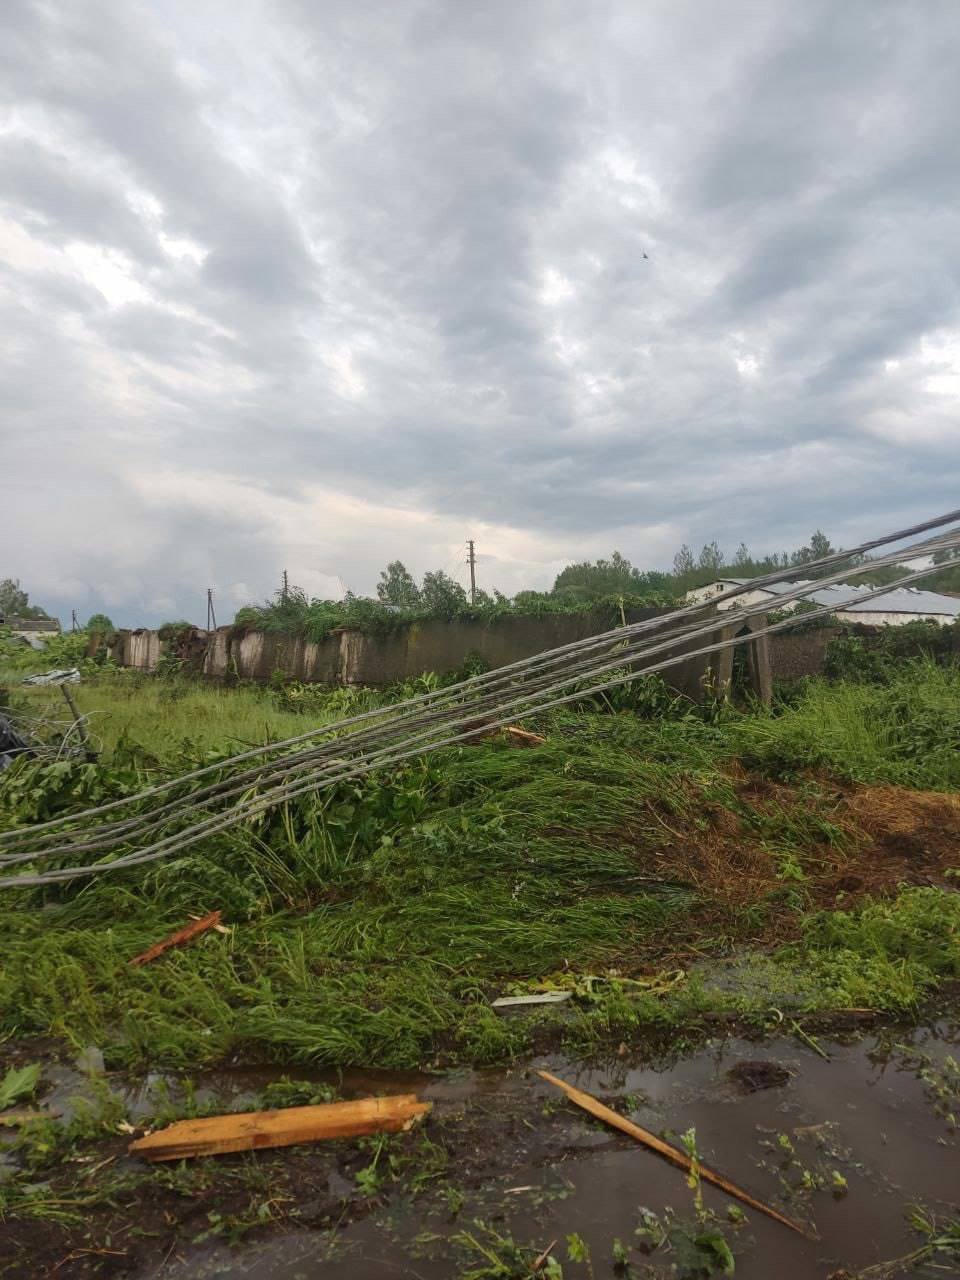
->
<box><xmin>0</xmin><ymin>1063</ymin><xmax>41</xmax><ymax>1109</ymax></box>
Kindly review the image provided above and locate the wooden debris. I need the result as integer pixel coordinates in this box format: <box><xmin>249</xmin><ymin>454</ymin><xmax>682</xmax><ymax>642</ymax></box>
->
<box><xmin>502</xmin><ymin>725</ymin><xmax>546</xmax><ymax>746</ymax></box>
<box><xmin>468</xmin><ymin>724</ymin><xmax>546</xmax><ymax>747</ymax></box>
<box><xmin>128</xmin><ymin>911</ymin><xmax>223</xmax><ymax>967</ymax></box>
<box><xmin>129</xmin><ymin>1094</ymin><xmax>431</xmax><ymax>1161</ymax></box>
<box><xmin>492</xmin><ymin>992</ymin><xmax>572</xmax><ymax>1011</ymax></box>
<box><xmin>537</xmin><ymin>1069</ymin><xmax>807</xmax><ymax>1236</ymax></box>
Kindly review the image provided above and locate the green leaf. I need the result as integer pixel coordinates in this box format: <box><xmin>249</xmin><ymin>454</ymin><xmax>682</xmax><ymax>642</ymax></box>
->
<box><xmin>693</xmin><ymin>1229</ymin><xmax>736</xmax><ymax>1274</ymax></box>
<box><xmin>0</xmin><ymin>1063</ymin><xmax>42</xmax><ymax>1110</ymax></box>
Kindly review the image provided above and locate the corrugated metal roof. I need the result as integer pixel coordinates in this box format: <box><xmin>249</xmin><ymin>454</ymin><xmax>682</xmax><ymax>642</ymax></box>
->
<box><xmin>752</xmin><ymin>580</ymin><xmax>960</xmax><ymax>616</ymax></box>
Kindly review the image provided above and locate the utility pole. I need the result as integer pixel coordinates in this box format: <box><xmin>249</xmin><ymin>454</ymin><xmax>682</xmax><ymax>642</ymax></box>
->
<box><xmin>466</xmin><ymin>540</ymin><xmax>477</xmax><ymax>605</ymax></box>
<box><xmin>281</xmin><ymin>569</ymin><xmax>289</xmax><ymax>605</ymax></box>
<box><xmin>206</xmin><ymin>588</ymin><xmax>217</xmax><ymax>631</ymax></box>
<box><xmin>71</xmin><ymin>609</ymin><xmax>78</xmax><ymax>632</ymax></box>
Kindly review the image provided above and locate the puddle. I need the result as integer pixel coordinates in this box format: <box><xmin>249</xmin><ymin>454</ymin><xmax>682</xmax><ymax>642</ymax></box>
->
<box><xmin>116</xmin><ymin>1018</ymin><xmax>960</xmax><ymax>1279</ymax></box>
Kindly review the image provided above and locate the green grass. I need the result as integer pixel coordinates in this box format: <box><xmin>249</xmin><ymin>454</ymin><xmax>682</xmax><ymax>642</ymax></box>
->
<box><xmin>733</xmin><ymin>657</ymin><xmax>960</xmax><ymax>789</ymax></box>
<box><xmin>1</xmin><ymin>659</ymin><xmax>960</xmax><ymax>1070</ymax></box>
<box><xmin>5</xmin><ymin>672</ymin><xmax>334</xmax><ymax>761</ymax></box>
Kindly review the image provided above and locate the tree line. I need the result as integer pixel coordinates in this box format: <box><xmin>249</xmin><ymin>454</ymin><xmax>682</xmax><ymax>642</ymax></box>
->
<box><xmin>9</xmin><ymin>525</ymin><xmax>959</xmax><ymax>634</ymax></box>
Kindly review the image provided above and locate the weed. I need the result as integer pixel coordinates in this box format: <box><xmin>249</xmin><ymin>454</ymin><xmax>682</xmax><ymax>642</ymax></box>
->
<box><xmin>634</xmin><ymin>1206</ymin><xmax>737</xmax><ymax>1277</ymax></box>
<box><xmin>454</xmin><ymin>1220</ymin><xmax>564</xmax><ymax>1278</ymax></box>
<box><xmin>857</xmin><ymin>1207</ymin><xmax>960</xmax><ymax>1278</ymax></box>
<box><xmin>0</xmin><ymin>1062</ymin><xmax>41</xmax><ymax>1109</ymax></box>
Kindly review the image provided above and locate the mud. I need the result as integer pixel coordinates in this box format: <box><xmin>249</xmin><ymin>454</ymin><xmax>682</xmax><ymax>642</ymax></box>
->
<box><xmin>2</xmin><ymin>1018</ymin><xmax>959</xmax><ymax>1278</ymax></box>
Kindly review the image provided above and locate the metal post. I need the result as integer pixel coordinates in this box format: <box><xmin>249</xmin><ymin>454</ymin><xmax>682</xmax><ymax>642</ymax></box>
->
<box><xmin>466</xmin><ymin>540</ymin><xmax>477</xmax><ymax>605</ymax></box>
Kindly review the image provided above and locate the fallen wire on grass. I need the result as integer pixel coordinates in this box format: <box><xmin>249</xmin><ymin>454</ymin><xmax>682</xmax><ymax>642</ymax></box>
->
<box><xmin>4</xmin><ymin>509</ymin><xmax>960</xmax><ymax>888</ymax></box>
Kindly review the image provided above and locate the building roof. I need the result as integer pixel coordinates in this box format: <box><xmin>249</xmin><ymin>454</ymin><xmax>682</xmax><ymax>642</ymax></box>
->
<box><xmin>742</xmin><ymin>579</ymin><xmax>960</xmax><ymax>617</ymax></box>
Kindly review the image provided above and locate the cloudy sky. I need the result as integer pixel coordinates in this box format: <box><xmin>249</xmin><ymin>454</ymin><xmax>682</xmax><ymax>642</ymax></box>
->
<box><xmin>3</xmin><ymin>0</ymin><xmax>960</xmax><ymax>626</ymax></box>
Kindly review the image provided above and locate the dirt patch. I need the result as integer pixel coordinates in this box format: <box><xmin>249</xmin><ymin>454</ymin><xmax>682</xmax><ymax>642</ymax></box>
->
<box><xmin>843</xmin><ymin>785</ymin><xmax>960</xmax><ymax>865</ymax></box>
<box><xmin>641</xmin><ymin>778</ymin><xmax>960</xmax><ymax>918</ymax></box>
<box><xmin>726</xmin><ymin>1060</ymin><xmax>791</xmax><ymax>1093</ymax></box>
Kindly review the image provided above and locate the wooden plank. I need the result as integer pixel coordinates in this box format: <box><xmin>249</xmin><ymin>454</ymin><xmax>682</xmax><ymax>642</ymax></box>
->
<box><xmin>129</xmin><ymin>1094</ymin><xmax>431</xmax><ymax>1161</ymax></box>
<box><xmin>502</xmin><ymin>726</ymin><xmax>546</xmax><ymax>745</ymax></box>
<box><xmin>537</xmin><ymin>1070</ymin><xmax>807</xmax><ymax>1236</ymax></box>
<box><xmin>128</xmin><ymin>911</ymin><xmax>223</xmax><ymax>967</ymax></box>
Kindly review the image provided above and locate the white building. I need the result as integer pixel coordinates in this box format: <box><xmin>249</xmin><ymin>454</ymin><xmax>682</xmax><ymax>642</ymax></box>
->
<box><xmin>684</xmin><ymin>578</ymin><xmax>960</xmax><ymax>627</ymax></box>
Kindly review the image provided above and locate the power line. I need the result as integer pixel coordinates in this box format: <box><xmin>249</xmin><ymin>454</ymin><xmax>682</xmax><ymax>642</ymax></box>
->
<box><xmin>7</xmin><ymin>508</ymin><xmax>960</xmax><ymax>886</ymax></box>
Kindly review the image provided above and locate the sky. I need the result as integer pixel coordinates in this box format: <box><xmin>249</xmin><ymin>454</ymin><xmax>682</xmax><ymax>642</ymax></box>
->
<box><xmin>2</xmin><ymin>0</ymin><xmax>960</xmax><ymax>627</ymax></box>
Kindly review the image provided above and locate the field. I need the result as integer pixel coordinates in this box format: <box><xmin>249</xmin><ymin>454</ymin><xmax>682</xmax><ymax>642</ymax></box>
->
<box><xmin>1</xmin><ymin>640</ymin><xmax>959</xmax><ymax>1277</ymax></box>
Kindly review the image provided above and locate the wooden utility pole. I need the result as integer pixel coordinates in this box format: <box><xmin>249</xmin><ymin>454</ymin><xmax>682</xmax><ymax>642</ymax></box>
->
<box><xmin>466</xmin><ymin>540</ymin><xmax>477</xmax><ymax>605</ymax></box>
<box><xmin>59</xmin><ymin>681</ymin><xmax>92</xmax><ymax>756</ymax></box>
<box><xmin>206</xmin><ymin>588</ymin><xmax>217</xmax><ymax>631</ymax></box>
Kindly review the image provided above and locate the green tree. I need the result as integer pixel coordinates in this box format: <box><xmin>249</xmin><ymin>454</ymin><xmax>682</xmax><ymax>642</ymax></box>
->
<box><xmin>809</xmin><ymin>529</ymin><xmax>835</xmax><ymax>560</ymax></box>
<box><xmin>698</xmin><ymin>541</ymin><xmax>724</xmax><ymax>572</ymax></box>
<box><xmin>86</xmin><ymin>613</ymin><xmax>115</xmax><ymax>634</ymax></box>
<box><xmin>792</xmin><ymin>530</ymin><xmax>836</xmax><ymax>565</ymax></box>
<box><xmin>376</xmin><ymin>561</ymin><xmax>421</xmax><ymax>609</ymax></box>
<box><xmin>553</xmin><ymin>551</ymin><xmax>643</xmax><ymax>602</ymax></box>
<box><xmin>0</xmin><ymin>578</ymin><xmax>49</xmax><ymax>619</ymax></box>
<box><xmin>672</xmin><ymin>544</ymin><xmax>695</xmax><ymax>577</ymax></box>
<box><xmin>420</xmin><ymin>569</ymin><xmax>468</xmax><ymax>617</ymax></box>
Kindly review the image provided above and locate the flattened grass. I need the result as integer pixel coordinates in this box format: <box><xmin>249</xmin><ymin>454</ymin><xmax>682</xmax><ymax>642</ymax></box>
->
<box><xmin>2</xmin><ymin>662</ymin><xmax>960</xmax><ymax>1070</ymax></box>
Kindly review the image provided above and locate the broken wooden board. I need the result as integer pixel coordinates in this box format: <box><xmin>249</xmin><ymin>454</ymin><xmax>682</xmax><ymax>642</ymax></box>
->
<box><xmin>492</xmin><ymin>992</ymin><xmax>572</xmax><ymax>1011</ymax></box>
<box><xmin>128</xmin><ymin>910</ymin><xmax>223</xmax><ymax>967</ymax></box>
<box><xmin>129</xmin><ymin>1094</ymin><xmax>431</xmax><ymax>1161</ymax></box>
<box><xmin>502</xmin><ymin>725</ymin><xmax>546</xmax><ymax>746</ymax></box>
<box><xmin>468</xmin><ymin>724</ymin><xmax>546</xmax><ymax>747</ymax></box>
<box><xmin>537</xmin><ymin>1069</ymin><xmax>808</xmax><ymax>1236</ymax></box>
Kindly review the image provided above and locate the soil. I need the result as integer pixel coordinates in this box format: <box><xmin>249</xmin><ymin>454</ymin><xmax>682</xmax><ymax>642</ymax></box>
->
<box><xmin>725</xmin><ymin>1060</ymin><xmax>792</xmax><ymax>1093</ymax></box>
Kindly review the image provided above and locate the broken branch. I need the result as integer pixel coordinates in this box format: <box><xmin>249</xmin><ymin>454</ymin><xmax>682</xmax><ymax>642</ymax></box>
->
<box><xmin>128</xmin><ymin>910</ymin><xmax>223</xmax><ymax>967</ymax></box>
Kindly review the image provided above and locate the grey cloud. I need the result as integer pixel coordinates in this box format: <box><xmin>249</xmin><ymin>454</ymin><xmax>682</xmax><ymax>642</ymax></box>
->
<box><xmin>0</xmin><ymin>136</ymin><xmax>160</xmax><ymax>263</ymax></box>
<box><xmin>3</xmin><ymin>0</ymin><xmax>960</xmax><ymax>626</ymax></box>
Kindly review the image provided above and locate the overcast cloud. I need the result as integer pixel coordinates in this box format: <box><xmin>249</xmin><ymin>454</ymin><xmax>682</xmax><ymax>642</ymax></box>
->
<box><xmin>2</xmin><ymin>0</ymin><xmax>960</xmax><ymax>625</ymax></box>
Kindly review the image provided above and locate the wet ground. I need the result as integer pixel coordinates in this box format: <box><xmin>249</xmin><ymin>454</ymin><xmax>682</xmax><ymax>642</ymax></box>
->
<box><xmin>2</xmin><ymin>1018</ymin><xmax>959</xmax><ymax>1278</ymax></box>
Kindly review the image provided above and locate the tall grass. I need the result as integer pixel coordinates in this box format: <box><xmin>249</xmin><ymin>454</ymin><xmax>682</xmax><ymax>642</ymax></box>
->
<box><xmin>735</xmin><ymin>658</ymin><xmax>960</xmax><ymax>788</ymax></box>
<box><xmin>4</xmin><ymin>673</ymin><xmax>341</xmax><ymax>761</ymax></box>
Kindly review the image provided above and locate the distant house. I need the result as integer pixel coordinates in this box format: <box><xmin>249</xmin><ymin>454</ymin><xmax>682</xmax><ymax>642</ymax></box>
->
<box><xmin>684</xmin><ymin>579</ymin><xmax>960</xmax><ymax>627</ymax></box>
<box><xmin>0</xmin><ymin>615</ymin><xmax>61</xmax><ymax>649</ymax></box>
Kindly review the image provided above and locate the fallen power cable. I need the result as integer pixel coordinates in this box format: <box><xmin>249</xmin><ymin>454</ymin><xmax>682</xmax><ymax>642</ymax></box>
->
<box><xmin>3</xmin><ymin>509</ymin><xmax>960</xmax><ymax>888</ymax></box>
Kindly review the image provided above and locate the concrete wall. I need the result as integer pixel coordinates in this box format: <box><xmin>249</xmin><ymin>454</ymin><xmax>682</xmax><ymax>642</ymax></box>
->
<box><xmin>111</xmin><ymin>629</ymin><xmax>166</xmax><ymax>670</ymax></box>
<box><xmin>109</xmin><ymin>608</ymin><xmax>737</xmax><ymax>703</ymax></box>
<box><xmin>768</xmin><ymin>628</ymin><xmax>840</xmax><ymax>682</ymax></box>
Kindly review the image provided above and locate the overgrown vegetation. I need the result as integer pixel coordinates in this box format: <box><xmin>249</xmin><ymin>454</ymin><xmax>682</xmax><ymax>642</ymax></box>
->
<box><xmin>233</xmin><ymin>579</ymin><xmax>676</xmax><ymax>644</ymax></box>
<box><xmin>1</xmin><ymin>656</ymin><xmax>959</xmax><ymax>1071</ymax></box>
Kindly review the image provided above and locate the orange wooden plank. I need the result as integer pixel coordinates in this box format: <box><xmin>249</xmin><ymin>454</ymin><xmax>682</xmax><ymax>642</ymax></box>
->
<box><xmin>129</xmin><ymin>1094</ymin><xmax>431</xmax><ymax>1161</ymax></box>
<box><xmin>128</xmin><ymin>911</ymin><xmax>222</xmax><ymax>967</ymax></box>
<box><xmin>538</xmin><ymin>1070</ymin><xmax>808</xmax><ymax>1236</ymax></box>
